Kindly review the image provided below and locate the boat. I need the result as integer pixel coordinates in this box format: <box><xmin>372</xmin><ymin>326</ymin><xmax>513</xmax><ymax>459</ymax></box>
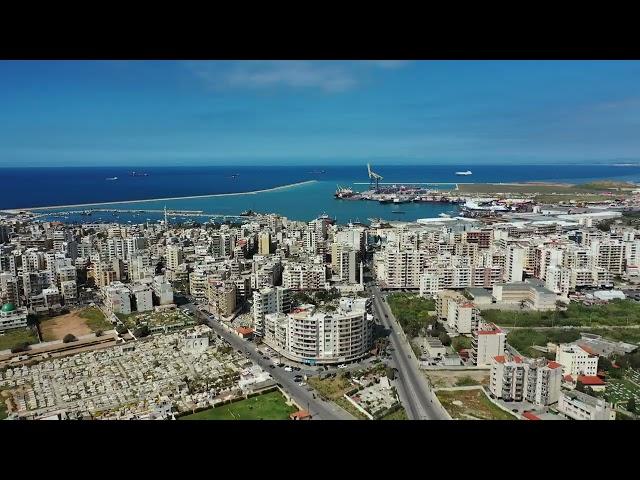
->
<box><xmin>106</xmin><ymin>176</ymin><xmax>118</xmax><ymax>181</ymax></box>
<box><xmin>455</xmin><ymin>171</ymin><xmax>472</xmax><ymax>176</ymax></box>
<box><xmin>392</xmin><ymin>211</ymin><xmax>406</xmax><ymax>214</ymax></box>
<box><xmin>438</xmin><ymin>213</ymin><xmax>451</xmax><ymax>218</ymax></box>
<box><xmin>240</xmin><ymin>209</ymin><xmax>257</xmax><ymax>217</ymax></box>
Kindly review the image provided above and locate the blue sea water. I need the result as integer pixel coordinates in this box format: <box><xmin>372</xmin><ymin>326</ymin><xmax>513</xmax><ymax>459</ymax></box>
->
<box><xmin>3</xmin><ymin>164</ymin><xmax>640</xmax><ymax>224</ymax></box>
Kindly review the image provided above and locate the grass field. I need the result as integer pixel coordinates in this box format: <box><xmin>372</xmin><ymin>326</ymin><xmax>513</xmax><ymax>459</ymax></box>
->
<box><xmin>179</xmin><ymin>391</ymin><xmax>296</xmax><ymax>420</ymax></box>
<box><xmin>457</xmin><ymin>180</ymin><xmax>634</xmax><ymax>196</ymax></box>
<box><xmin>387</xmin><ymin>293</ymin><xmax>435</xmax><ymax>337</ymax></box>
<box><xmin>436</xmin><ymin>389</ymin><xmax>517</xmax><ymax>420</ymax></box>
<box><xmin>40</xmin><ymin>307</ymin><xmax>111</xmax><ymax>342</ymax></box>
<box><xmin>0</xmin><ymin>327</ymin><xmax>39</xmax><ymax>352</ymax></box>
<box><xmin>425</xmin><ymin>370</ymin><xmax>489</xmax><ymax>389</ymax></box>
<box><xmin>482</xmin><ymin>300</ymin><xmax>640</xmax><ymax>328</ymax></box>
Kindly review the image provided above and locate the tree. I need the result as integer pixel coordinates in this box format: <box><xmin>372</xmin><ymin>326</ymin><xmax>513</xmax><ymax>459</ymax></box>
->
<box><xmin>95</xmin><ymin>330</ymin><xmax>103</xmax><ymax>337</ymax></box>
<box><xmin>63</xmin><ymin>334</ymin><xmax>77</xmax><ymax>343</ymax></box>
<box><xmin>627</xmin><ymin>397</ymin><xmax>637</xmax><ymax>414</ymax></box>
<box><xmin>10</xmin><ymin>342</ymin><xmax>30</xmax><ymax>354</ymax></box>
<box><xmin>115</xmin><ymin>324</ymin><xmax>128</xmax><ymax>335</ymax></box>
<box><xmin>438</xmin><ymin>332</ymin><xmax>451</xmax><ymax>346</ymax></box>
<box><xmin>133</xmin><ymin>325</ymin><xmax>151</xmax><ymax>338</ymax></box>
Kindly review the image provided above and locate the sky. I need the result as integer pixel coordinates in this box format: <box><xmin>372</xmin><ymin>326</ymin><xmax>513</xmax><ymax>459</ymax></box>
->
<box><xmin>1</xmin><ymin>60</ymin><xmax>640</xmax><ymax>167</ymax></box>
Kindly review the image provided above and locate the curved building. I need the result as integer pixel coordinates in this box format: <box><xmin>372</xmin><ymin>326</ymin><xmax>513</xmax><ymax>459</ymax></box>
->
<box><xmin>263</xmin><ymin>297</ymin><xmax>373</xmax><ymax>365</ymax></box>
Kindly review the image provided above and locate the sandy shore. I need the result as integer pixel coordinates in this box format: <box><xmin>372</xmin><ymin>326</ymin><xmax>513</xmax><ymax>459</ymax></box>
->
<box><xmin>4</xmin><ymin>180</ymin><xmax>318</xmax><ymax>213</ymax></box>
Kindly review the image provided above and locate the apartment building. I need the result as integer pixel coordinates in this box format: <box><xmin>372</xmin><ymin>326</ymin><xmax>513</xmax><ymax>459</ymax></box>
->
<box><xmin>252</xmin><ymin>286</ymin><xmax>291</xmax><ymax>336</ymax></box>
<box><xmin>471</xmin><ymin>322</ymin><xmax>505</xmax><ymax>367</ymax></box>
<box><xmin>262</xmin><ymin>297</ymin><xmax>373</xmax><ymax>365</ymax></box>
<box><xmin>282</xmin><ymin>263</ymin><xmax>327</xmax><ymax>290</ymax></box>
<box><xmin>0</xmin><ymin>302</ymin><xmax>28</xmax><ymax>332</ymax></box>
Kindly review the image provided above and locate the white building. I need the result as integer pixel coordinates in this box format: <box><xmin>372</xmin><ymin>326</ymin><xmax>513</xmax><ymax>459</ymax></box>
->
<box><xmin>103</xmin><ymin>282</ymin><xmax>132</xmax><ymax>314</ymax></box>
<box><xmin>130</xmin><ymin>284</ymin><xmax>153</xmax><ymax>312</ymax></box>
<box><xmin>282</xmin><ymin>263</ymin><xmax>327</xmax><ymax>290</ymax></box>
<box><xmin>557</xmin><ymin>390</ymin><xmax>615</xmax><ymax>420</ymax></box>
<box><xmin>263</xmin><ymin>297</ymin><xmax>374</xmax><ymax>365</ymax></box>
<box><xmin>252</xmin><ymin>286</ymin><xmax>291</xmax><ymax>336</ymax></box>
<box><xmin>0</xmin><ymin>302</ymin><xmax>28</xmax><ymax>331</ymax></box>
<box><xmin>489</xmin><ymin>355</ymin><xmax>563</xmax><ymax>406</ymax></box>
<box><xmin>505</xmin><ymin>245</ymin><xmax>525</xmax><ymax>283</ymax></box>
<box><xmin>554</xmin><ymin>344</ymin><xmax>599</xmax><ymax>377</ymax></box>
<box><xmin>471</xmin><ymin>322</ymin><xmax>505</xmax><ymax>367</ymax></box>
<box><xmin>446</xmin><ymin>298</ymin><xmax>480</xmax><ymax>334</ymax></box>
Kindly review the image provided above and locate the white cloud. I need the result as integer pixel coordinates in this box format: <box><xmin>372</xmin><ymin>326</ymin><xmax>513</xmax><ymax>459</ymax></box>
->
<box><xmin>185</xmin><ymin>60</ymin><xmax>409</xmax><ymax>93</ymax></box>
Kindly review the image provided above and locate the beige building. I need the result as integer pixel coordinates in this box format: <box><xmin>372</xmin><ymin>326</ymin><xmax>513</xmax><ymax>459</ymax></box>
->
<box><xmin>492</xmin><ymin>279</ymin><xmax>557</xmax><ymax>311</ymax></box>
<box><xmin>258</xmin><ymin>232</ymin><xmax>271</xmax><ymax>256</ymax></box>
<box><xmin>207</xmin><ymin>280</ymin><xmax>237</xmax><ymax>318</ymax></box>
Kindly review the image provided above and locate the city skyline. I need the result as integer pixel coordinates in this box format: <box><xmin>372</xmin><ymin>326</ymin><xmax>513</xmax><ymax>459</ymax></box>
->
<box><xmin>2</xmin><ymin>60</ymin><xmax>640</xmax><ymax>167</ymax></box>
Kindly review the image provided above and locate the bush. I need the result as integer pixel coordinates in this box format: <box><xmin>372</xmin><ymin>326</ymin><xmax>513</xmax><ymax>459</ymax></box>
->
<box><xmin>10</xmin><ymin>342</ymin><xmax>31</xmax><ymax>354</ymax></box>
<box><xmin>63</xmin><ymin>334</ymin><xmax>77</xmax><ymax>343</ymax></box>
<box><xmin>133</xmin><ymin>325</ymin><xmax>151</xmax><ymax>338</ymax></box>
<box><xmin>115</xmin><ymin>324</ymin><xmax>128</xmax><ymax>335</ymax></box>
<box><xmin>95</xmin><ymin>330</ymin><xmax>103</xmax><ymax>337</ymax></box>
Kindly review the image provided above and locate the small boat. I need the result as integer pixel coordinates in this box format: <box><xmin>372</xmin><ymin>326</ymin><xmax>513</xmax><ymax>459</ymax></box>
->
<box><xmin>439</xmin><ymin>213</ymin><xmax>451</xmax><ymax>218</ymax></box>
<box><xmin>106</xmin><ymin>176</ymin><xmax>119</xmax><ymax>181</ymax></box>
<box><xmin>455</xmin><ymin>171</ymin><xmax>472</xmax><ymax>176</ymax></box>
<box><xmin>240</xmin><ymin>209</ymin><xmax>257</xmax><ymax>216</ymax></box>
<box><xmin>392</xmin><ymin>211</ymin><xmax>406</xmax><ymax>214</ymax></box>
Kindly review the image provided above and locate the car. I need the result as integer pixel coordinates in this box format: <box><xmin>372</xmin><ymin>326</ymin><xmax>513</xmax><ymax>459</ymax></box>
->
<box><xmin>299</xmin><ymin>382</ymin><xmax>307</xmax><ymax>387</ymax></box>
<box><xmin>277</xmin><ymin>363</ymin><xmax>284</xmax><ymax>368</ymax></box>
<box><xmin>284</xmin><ymin>366</ymin><xmax>293</xmax><ymax>372</ymax></box>
<box><xmin>293</xmin><ymin>367</ymin><xmax>301</xmax><ymax>371</ymax></box>
<box><xmin>293</xmin><ymin>377</ymin><xmax>302</xmax><ymax>382</ymax></box>
<box><xmin>294</xmin><ymin>375</ymin><xmax>303</xmax><ymax>379</ymax></box>
<box><xmin>269</xmin><ymin>365</ymin><xmax>275</xmax><ymax>369</ymax></box>
<box><xmin>337</xmin><ymin>364</ymin><xmax>347</xmax><ymax>369</ymax></box>
<box><xmin>263</xmin><ymin>356</ymin><xmax>270</xmax><ymax>360</ymax></box>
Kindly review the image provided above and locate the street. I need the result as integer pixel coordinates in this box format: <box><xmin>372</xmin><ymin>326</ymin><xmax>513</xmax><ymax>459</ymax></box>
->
<box><xmin>369</xmin><ymin>285</ymin><xmax>449</xmax><ymax>420</ymax></box>
<box><xmin>186</xmin><ymin>304</ymin><xmax>356</xmax><ymax>420</ymax></box>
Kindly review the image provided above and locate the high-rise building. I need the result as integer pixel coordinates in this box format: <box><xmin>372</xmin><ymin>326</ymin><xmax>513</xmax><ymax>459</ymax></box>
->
<box><xmin>505</xmin><ymin>245</ymin><xmax>525</xmax><ymax>282</ymax></box>
<box><xmin>252</xmin><ymin>286</ymin><xmax>291</xmax><ymax>336</ymax></box>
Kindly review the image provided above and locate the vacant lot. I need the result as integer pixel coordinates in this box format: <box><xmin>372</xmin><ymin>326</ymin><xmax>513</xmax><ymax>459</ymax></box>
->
<box><xmin>0</xmin><ymin>327</ymin><xmax>39</xmax><ymax>352</ymax></box>
<box><xmin>387</xmin><ymin>293</ymin><xmax>436</xmax><ymax>337</ymax></box>
<box><xmin>179</xmin><ymin>391</ymin><xmax>296</xmax><ymax>420</ymax></box>
<box><xmin>482</xmin><ymin>300</ymin><xmax>640</xmax><ymax>328</ymax></box>
<box><xmin>436</xmin><ymin>389</ymin><xmax>517</xmax><ymax>420</ymax></box>
<box><xmin>380</xmin><ymin>407</ymin><xmax>408</xmax><ymax>420</ymax></box>
<box><xmin>426</xmin><ymin>370</ymin><xmax>490</xmax><ymax>389</ymax></box>
<box><xmin>40</xmin><ymin>307</ymin><xmax>111</xmax><ymax>342</ymax></box>
<box><xmin>308</xmin><ymin>374</ymin><xmax>368</xmax><ymax>419</ymax></box>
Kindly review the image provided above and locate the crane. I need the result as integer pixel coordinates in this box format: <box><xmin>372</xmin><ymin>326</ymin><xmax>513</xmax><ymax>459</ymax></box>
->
<box><xmin>367</xmin><ymin>163</ymin><xmax>383</xmax><ymax>191</ymax></box>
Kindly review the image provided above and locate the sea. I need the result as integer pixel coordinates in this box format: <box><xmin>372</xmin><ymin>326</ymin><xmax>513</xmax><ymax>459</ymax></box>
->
<box><xmin>3</xmin><ymin>164</ymin><xmax>640</xmax><ymax>225</ymax></box>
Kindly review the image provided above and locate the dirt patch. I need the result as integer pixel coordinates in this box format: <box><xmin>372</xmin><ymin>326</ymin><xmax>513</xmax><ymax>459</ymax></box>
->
<box><xmin>40</xmin><ymin>311</ymin><xmax>94</xmax><ymax>341</ymax></box>
<box><xmin>425</xmin><ymin>370</ymin><xmax>489</xmax><ymax>389</ymax></box>
<box><xmin>436</xmin><ymin>389</ymin><xmax>517</xmax><ymax>420</ymax></box>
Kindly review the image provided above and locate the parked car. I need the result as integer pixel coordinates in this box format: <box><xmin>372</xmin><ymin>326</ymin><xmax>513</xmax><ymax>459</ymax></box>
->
<box><xmin>337</xmin><ymin>364</ymin><xmax>347</xmax><ymax>369</ymax></box>
<box><xmin>284</xmin><ymin>366</ymin><xmax>293</xmax><ymax>372</ymax></box>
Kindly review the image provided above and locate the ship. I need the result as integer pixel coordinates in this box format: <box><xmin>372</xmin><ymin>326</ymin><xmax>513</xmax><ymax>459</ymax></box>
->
<box><xmin>455</xmin><ymin>170</ymin><xmax>472</xmax><ymax>176</ymax></box>
<box><xmin>130</xmin><ymin>171</ymin><xmax>149</xmax><ymax>177</ymax></box>
<box><xmin>106</xmin><ymin>176</ymin><xmax>118</xmax><ymax>181</ymax></box>
<box><xmin>240</xmin><ymin>209</ymin><xmax>258</xmax><ymax>217</ymax></box>
<box><xmin>334</xmin><ymin>186</ymin><xmax>355</xmax><ymax>199</ymax></box>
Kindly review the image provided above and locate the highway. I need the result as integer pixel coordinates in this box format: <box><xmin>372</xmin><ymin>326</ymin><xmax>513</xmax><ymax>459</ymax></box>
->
<box><xmin>186</xmin><ymin>304</ymin><xmax>355</xmax><ymax>420</ymax></box>
<box><xmin>369</xmin><ymin>285</ymin><xmax>448</xmax><ymax>420</ymax></box>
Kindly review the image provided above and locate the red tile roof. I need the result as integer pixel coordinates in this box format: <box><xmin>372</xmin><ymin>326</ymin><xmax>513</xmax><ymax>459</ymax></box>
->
<box><xmin>577</xmin><ymin>375</ymin><xmax>606</xmax><ymax>386</ymax></box>
<box><xmin>290</xmin><ymin>410</ymin><xmax>312</xmax><ymax>420</ymax></box>
<box><xmin>236</xmin><ymin>327</ymin><xmax>254</xmax><ymax>335</ymax></box>
<box><xmin>564</xmin><ymin>374</ymin><xmax>574</xmax><ymax>382</ymax></box>
<box><xmin>522</xmin><ymin>411</ymin><xmax>541</xmax><ymax>421</ymax></box>
<box><xmin>494</xmin><ymin>355</ymin><xmax>506</xmax><ymax>363</ymax></box>
<box><xmin>547</xmin><ymin>361</ymin><xmax>562</xmax><ymax>369</ymax></box>
<box><xmin>577</xmin><ymin>344</ymin><xmax>598</xmax><ymax>356</ymax></box>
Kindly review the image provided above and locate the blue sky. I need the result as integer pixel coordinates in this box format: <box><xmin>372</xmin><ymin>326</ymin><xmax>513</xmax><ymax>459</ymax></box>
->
<box><xmin>1</xmin><ymin>60</ymin><xmax>640</xmax><ymax>167</ymax></box>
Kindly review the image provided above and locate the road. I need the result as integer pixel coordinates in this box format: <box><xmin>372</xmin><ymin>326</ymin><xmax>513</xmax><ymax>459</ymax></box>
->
<box><xmin>185</xmin><ymin>304</ymin><xmax>356</xmax><ymax>420</ymax></box>
<box><xmin>370</xmin><ymin>285</ymin><xmax>448</xmax><ymax>420</ymax></box>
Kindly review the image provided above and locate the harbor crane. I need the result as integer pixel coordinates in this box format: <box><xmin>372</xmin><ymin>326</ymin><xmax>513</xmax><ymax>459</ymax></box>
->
<box><xmin>367</xmin><ymin>163</ymin><xmax>383</xmax><ymax>191</ymax></box>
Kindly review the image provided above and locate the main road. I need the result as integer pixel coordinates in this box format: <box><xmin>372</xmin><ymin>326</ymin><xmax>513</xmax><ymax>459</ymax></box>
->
<box><xmin>369</xmin><ymin>285</ymin><xmax>448</xmax><ymax>420</ymax></box>
<box><xmin>186</xmin><ymin>304</ymin><xmax>355</xmax><ymax>420</ymax></box>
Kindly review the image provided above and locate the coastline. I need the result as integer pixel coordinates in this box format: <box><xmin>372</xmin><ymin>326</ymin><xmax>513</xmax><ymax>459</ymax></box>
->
<box><xmin>4</xmin><ymin>180</ymin><xmax>318</xmax><ymax>213</ymax></box>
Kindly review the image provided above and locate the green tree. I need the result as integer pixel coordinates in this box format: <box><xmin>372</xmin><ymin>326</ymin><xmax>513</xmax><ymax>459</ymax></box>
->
<box><xmin>627</xmin><ymin>397</ymin><xmax>637</xmax><ymax>414</ymax></box>
<box><xmin>438</xmin><ymin>332</ymin><xmax>451</xmax><ymax>346</ymax></box>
